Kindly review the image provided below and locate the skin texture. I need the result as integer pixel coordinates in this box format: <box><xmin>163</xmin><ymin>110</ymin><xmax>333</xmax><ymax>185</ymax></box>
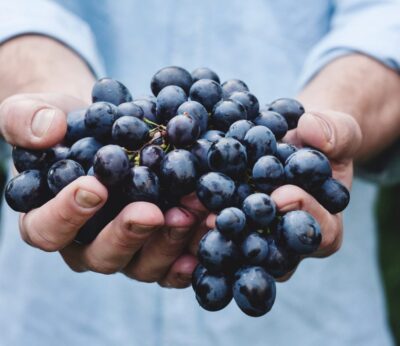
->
<box><xmin>1</xmin><ymin>36</ymin><xmax>400</xmax><ymax>286</ymax></box>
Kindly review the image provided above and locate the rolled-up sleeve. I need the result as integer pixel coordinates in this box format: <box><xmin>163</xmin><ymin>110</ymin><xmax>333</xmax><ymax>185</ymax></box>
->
<box><xmin>0</xmin><ymin>0</ymin><xmax>104</xmax><ymax>77</ymax></box>
<box><xmin>298</xmin><ymin>0</ymin><xmax>400</xmax><ymax>185</ymax></box>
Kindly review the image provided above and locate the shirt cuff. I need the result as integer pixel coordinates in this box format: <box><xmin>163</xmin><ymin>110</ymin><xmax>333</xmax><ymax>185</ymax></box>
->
<box><xmin>0</xmin><ymin>0</ymin><xmax>105</xmax><ymax>78</ymax></box>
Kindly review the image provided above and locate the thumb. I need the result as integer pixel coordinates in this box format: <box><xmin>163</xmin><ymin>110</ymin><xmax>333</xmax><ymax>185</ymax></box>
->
<box><xmin>0</xmin><ymin>93</ymin><xmax>87</xmax><ymax>149</ymax></box>
<box><xmin>295</xmin><ymin>111</ymin><xmax>362</xmax><ymax>161</ymax></box>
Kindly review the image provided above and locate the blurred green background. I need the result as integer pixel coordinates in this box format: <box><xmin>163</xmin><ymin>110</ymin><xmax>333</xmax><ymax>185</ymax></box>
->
<box><xmin>0</xmin><ymin>140</ymin><xmax>398</xmax><ymax>342</ymax></box>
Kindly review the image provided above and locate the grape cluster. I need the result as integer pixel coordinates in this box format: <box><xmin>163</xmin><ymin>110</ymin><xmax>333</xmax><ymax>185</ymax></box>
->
<box><xmin>4</xmin><ymin>66</ymin><xmax>350</xmax><ymax>316</ymax></box>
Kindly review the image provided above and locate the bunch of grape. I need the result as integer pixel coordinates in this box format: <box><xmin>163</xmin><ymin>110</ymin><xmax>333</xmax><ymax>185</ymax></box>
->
<box><xmin>4</xmin><ymin>66</ymin><xmax>350</xmax><ymax>317</ymax></box>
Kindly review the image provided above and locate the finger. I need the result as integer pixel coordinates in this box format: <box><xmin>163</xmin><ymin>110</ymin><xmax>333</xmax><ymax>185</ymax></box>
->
<box><xmin>271</xmin><ymin>184</ymin><xmax>342</xmax><ymax>258</ymax></box>
<box><xmin>206</xmin><ymin>213</ymin><xmax>217</xmax><ymax>229</ymax></box>
<box><xmin>158</xmin><ymin>254</ymin><xmax>198</xmax><ymax>288</ymax></box>
<box><xmin>180</xmin><ymin>192</ymin><xmax>209</xmax><ymax>219</ymax></box>
<box><xmin>61</xmin><ymin>202</ymin><xmax>164</xmax><ymax>274</ymax></box>
<box><xmin>123</xmin><ymin>207</ymin><xmax>197</xmax><ymax>282</ymax></box>
<box><xmin>0</xmin><ymin>93</ymin><xmax>86</xmax><ymax>149</ymax></box>
<box><xmin>187</xmin><ymin>220</ymin><xmax>210</xmax><ymax>256</ymax></box>
<box><xmin>19</xmin><ymin>176</ymin><xmax>107</xmax><ymax>252</ymax></box>
<box><xmin>284</xmin><ymin>111</ymin><xmax>362</xmax><ymax>161</ymax></box>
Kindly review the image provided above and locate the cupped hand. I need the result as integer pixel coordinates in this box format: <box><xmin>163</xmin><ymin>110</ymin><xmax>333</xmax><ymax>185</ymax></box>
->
<box><xmin>0</xmin><ymin>93</ymin><xmax>206</xmax><ymax>288</ymax></box>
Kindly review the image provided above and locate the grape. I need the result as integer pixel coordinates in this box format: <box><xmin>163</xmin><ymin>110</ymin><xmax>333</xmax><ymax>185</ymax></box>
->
<box><xmin>156</xmin><ymin>85</ymin><xmax>187</xmax><ymax>123</ymax></box>
<box><xmin>243</xmin><ymin>125</ymin><xmax>277</xmax><ymax>165</ymax></box>
<box><xmin>252</xmin><ymin>155</ymin><xmax>285</xmax><ymax>193</ymax></box>
<box><xmin>133</xmin><ymin>99</ymin><xmax>158</xmax><ymax>123</ymax></box>
<box><xmin>65</xmin><ymin>109</ymin><xmax>90</xmax><ymax>144</ymax></box>
<box><xmin>207</xmin><ymin>137</ymin><xmax>247</xmax><ymax>179</ymax></box>
<box><xmin>200</xmin><ymin>130</ymin><xmax>225</xmax><ymax>143</ymax></box>
<box><xmin>211</xmin><ymin>100</ymin><xmax>247</xmax><ymax>132</ymax></box>
<box><xmin>12</xmin><ymin>147</ymin><xmax>48</xmax><ymax>172</ymax></box>
<box><xmin>190</xmin><ymin>139</ymin><xmax>212</xmax><ymax>174</ymax></box>
<box><xmin>310</xmin><ymin>177</ymin><xmax>350</xmax><ymax>214</ymax></box>
<box><xmin>268</xmin><ymin>98</ymin><xmax>305</xmax><ymax>130</ymax></box>
<box><xmin>47</xmin><ymin>159</ymin><xmax>85</xmax><ymax>195</ymax></box>
<box><xmin>241</xmin><ymin>232</ymin><xmax>270</xmax><ymax>266</ymax></box>
<box><xmin>264</xmin><ymin>238</ymin><xmax>300</xmax><ymax>278</ymax></box>
<box><xmin>93</xmin><ymin>145</ymin><xmax>130</xmax><ymax>187</ymax></box>
<box><xmin>233</xmin><ymin>266</ymin><xmax>276</xmax><ymax>317</ymax></box>
<box><xmin>196</xmin><ymin>172</ymin><xmax>236</xmax><ymax>212</ymax></box>
<box><xmin>117</xmin><ymin>102</ymin><xmax>144</xmax><ymax>119</ymax></box>
<box><xmin>233</xmin><ymin>182</ymin><xmax>254</xmax><ymax>207</ymax></box>
<box><xmin>151</xmin><ymin>66</ymin><xmax>193</xmax><ymax>96</ymax></box>
<box><xmin>5</xmin><ymin>170</ymin><xmax>49</xmax><ymax>213</ymax></box>
<box><xmin>276</xmin><ymin>143</ymin><xmax>297</xmax><ymax>164</ymax></box>
<box><xmin>242</xmin><ymin>193</ymin><xmax>276</xmax><ymax>228</ymax></box>
<box><xmin>68</xmin><ymin>137</ymin><xmax>103</xmax><ymax>171</ymax></box>
<box><xmin>139</xmin><ymin>145</ymin><xmax>165</xmax><ymax>173</ymax></box>
<box><xmin>192</xmin><ymin>263</ymin><xmax>208</xmax><ymax>290</ymax></box>
<box><xmin>229</xmin><ymin>91</ymin><xmax>259</xmax><ymax>120</ymax></box>
<box><xmin>215</xmin><ymin>207</ymin><xmax>247</xmax><ymax>240</ymax></box>
<box><xmin>284</xmin><ymin>148</ymin><xmax>332</xmax><ymax>190</ymax></box>
<box><xmin>198</xmin><ymin>229</ymin><xmax>240</xmax><ymax>273</ymax></box>
<box><xmin>191</xmin><ymin>67</ymin><xmax>220</xmax><ymax>84</ymax></box>
<box><xmin>47</xmin><ymin>145</ymin><xmax>70</xmax><ymax>164</ymax></box>
<box><xmin>160</xmin><ymin>149</ymin><xmax>198</xmax><ymax>196</ymax></box>
<box><xmin>221</xmin><ymin>79</ymin><xmax>249</xmax><ymax>99</ymax></box>
<box><xmin>111</xmin><ymin>116</ymin><xmax>150</xmax><ymax>150</ymax></box>
<box><xmin>254</xmin><ymin>110</ymin><xmax>288</xmax><ymax>140</ymax></box>
<box><xmin>177</xmin><ymin>100</ymin><xmax>208</xmax><ymax>133</ymax></box>
<box><xmin>85</xmin><ymin>102</ymin><xmax>119</xmax><ymax>140</ymax></box>
<box><xmin>124</xmin><ymin>166</ymin><xmax>160</xmax><ymax>203</ymax></box>
<box><xmin>166</xmin><ymin>114</ymin><xmax>200</xmax><ymax>148</ymax></box>
<box><xmin>92</xmin><ymin>77</ymin><xmax>132</xmax><ymax>105</ymax></box>
<box><xmin>189</xmin><ymin>79</ymin><xmax>223</xmax><ymax>112</ymax></box>
<box><xmin>225</xmin><ymin>120</ymin><xmax>254</xmax><ymax>143</ymax></box>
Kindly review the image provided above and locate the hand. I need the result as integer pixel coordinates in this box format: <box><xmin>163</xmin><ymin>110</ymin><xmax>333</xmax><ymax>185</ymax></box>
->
<box><xmin>0</xmin><ymin>93</ymin><xmax>207</xmax><ymax>288</ymax></box>
<box><xmin>198</xmin><ymin>110</ymin><xmax>362</xmax><ymax>281</ymax></box>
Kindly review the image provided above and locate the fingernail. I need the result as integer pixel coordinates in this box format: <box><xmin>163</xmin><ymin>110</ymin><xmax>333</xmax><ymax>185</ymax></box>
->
<box><xmin>280</xmin><ymin>202</ymin><xmax>300</xmax><ymax>213</ymax></box>
<box><xmin>309</xmin><ymin>113</ymin><xmax>332</xmax><ymax>142</ymax></box>
<box><xmin>126</xmin><ymin>223</ymin><xmax>157</xmax><ymax>233</ymax></box>
<box><xmin>31</xmin><ymin>108</ymin><xmax>57</xmax><ymax>137</ymax></box>
<box><xmin>168</xmin><ymin>227</ymin><xmax>190</xmax><ymax>241</ymax></box>
<box><xmin>75</xmin><ymin>189</ymin><xmax>102</xmax><ymax>208</ymax></box>
<box><xmin>177</xmin><ymin>273</ymin><xmax>192</xmax><ymax>284</ymax></box>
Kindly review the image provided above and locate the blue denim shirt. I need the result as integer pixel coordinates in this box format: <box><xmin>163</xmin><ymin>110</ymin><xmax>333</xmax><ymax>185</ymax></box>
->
<box><xmin>0</xmin><ymin>1</ymin><xmax>400</xmax><ymax>345</ymax></box>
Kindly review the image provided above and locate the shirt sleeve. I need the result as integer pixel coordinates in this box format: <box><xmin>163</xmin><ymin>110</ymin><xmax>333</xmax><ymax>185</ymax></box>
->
<box><xmin>297</xmin><ymin>0</ymin><xmax>400</xmax><ymax>186</ymax></box>
<box><xmin>0</xmin><ymin>0</ymin><xmax>105</xmax><ymax>77</ymax></box>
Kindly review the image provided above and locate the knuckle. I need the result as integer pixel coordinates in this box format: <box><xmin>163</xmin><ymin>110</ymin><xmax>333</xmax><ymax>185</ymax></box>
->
<box><xmin>29</xmin><ymin>231</ymin><xmax>61</xmax><ymax>252</ymax></box>
<box><xmin>85</xmin><ymin>257</ymin><xmax>118</xmax><ymax>275</ymax></box>
<box><xmin>126</xmin><ymin>267</ymin><xmax>158</xmax><ymax>283</ymax></box>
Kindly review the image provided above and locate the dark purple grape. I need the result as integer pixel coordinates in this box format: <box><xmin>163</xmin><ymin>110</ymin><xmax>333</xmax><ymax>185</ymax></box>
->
<box><xmin>221</xmin><ymin>79</ymin><xmax>249</xmax><ymax>99</ymax></box>
<box><xmin>151</xmin><ymin>66</ymin><xmax>193</xmax><ymax>96</ymax></box>
<box><xmin>211</xmin><ymin>100</ymin><xmax>247</xmax><ymax>132</ymax></box>
<box><xmin>65</xmin><ymin>109</ymin><xmax>90</xmax><ymax>144</ymax></box>
<box><xmin>254</xmin><ymin>110</ymin><xmax>288</xmax><ymax>140</ymax></box>
<box><xmin>111</xmin><ymin>116</ymin><xmax>149</xmax><ymax>150</ymax></box>
<box><xmin>85</xmin><ymin>102</ymin><xmax>119</xmax><ymax>140</ymax></box>
<box><xmin>12</xmin><ymin>147</ymin><xmax>48</xmax><ymax>172</ymax></box>
<box><xmin>93</xmin><ymin>145</ymin><xmax>130</xmax><ymax>187</ymax></box>
<box><xmin>191</xmin><ymin>67</ymin><xmax>220</xmax><ymax>84</ymax></box>
<box><xmin>276</xmin><ymin>143</ymin><xmax>297</xmax><ymax>164</ymax></box>
<box><xmin>5</xmin><ymin>170</ymin><xmax>50</xmax><ymax>213</ymax></box>
<box><xmin>207</xmin><ymin>137</ymin><xmax>247</xmax><ymax>179</ymax></box>
<box><xmin>177</xmin><ymin>100</ymin><xmax>208</xmax><ymax>133</ymax></box>
<box><xmin>194</xmin><ymin>270</ymin><xmax>232</xmax><ymax>312</ymax></box>
<box><xmin>216</xmin><ymin>207</ymin><xmax>247</xmax><ymax>240</ymax></box>
<box><xmin>268</xmin><ymin>98</ymin><xmax>305</xmax><ymax>129</ymax></box>
<box><xmin>92</xmin><ymin>77</ymin><xmax>132</xmax><ymax>105</ymax></box>
<box><xmin>134</xmin><ymin>95</ymin><xmax>156</xmax><ymax>103</ymax></box>
<box><xmin>123</xmin><ymin>166</ymin><xmax>160</xmax><ymax>203</ymax></box>
<box><xmin>233</xmin><ymin>266</ymin><xmax>276</xmax><ymax>317</ymax></box>
<box><xmin>196</xmin><ymin>172</ymin><xmax>236</xmax><ymax>212</ymax></box>
<box><xmin>241</xmin><ymin>232</ymin><xmax>270</xmax><ymax>266</ymax></box>
<box><xmin>133</xmin><ymin>99</ymin><xmax>158</xmax><ymax>123</ymax></box>
<box><xmin>46</xmin><ymin>145</ymin><xmax>70</xmax><ymax>163</ymax></box>
<box><xmin>243</xmin><ymin>126</ymin><xmax>277</xmax><ymax>165</ymax></box>
<box><xmin>47</xmin><ymin>159</ymin><xmax>85</xmax><ymax>195</ymax></box>
<box><xmin>156</xmin><ymin>85</ymin><xmax>187</xmax><ymax>123</ymax></box>
<box><xmin>189</xmin><ymin>79</ymin><xmax>223</xmax><ymax>112</ymax></box>
<box><xmin>252</xmin><ymin>155</ymin><xmax>285</xmax><ymax>193</ymax></box>
<box><xmin>242</xmin><ymin>193</ymin><xmax>276</xmax><ymax>228</ymax></box>
<box><xmin>310</xmin><ymin>177</ymin><xmax>350</xmax><ymax>214</ymax></box>
<box><xmin>198</xmin><ymin>229</ymin><xmax>240</xmax><ymax>273</ymax></box>
<box><xmin>192</xmin><ymin>263</ymin><xmax>208</xmax><ymax>290</ymax></box>
<box><xmin>139</xmin><ymin>145</ymin><xmax>165</xmax><ymax>173</ymax></box>
<box><xmin>264</xmin><ymin>238</ymin><xmax>300</xmax><ymax>278</ymax></box>
<box><xmin>284</xmin><ymin>148</ymin><xmax>332</xmax><ymax>190</ymax></box>
<box><xmin>68</xmin><ymin>137</ymin><xmax>103</xmax><ymax>171</ymax></box>
<box><xmin>160</xmin><ymin>149</ymin><xmax>198</xmax><ymax>196</ymax></box>
<box><xmin>166</xmin><ymin>114</ymin><xmax>200</xmax><ymax>148</ymax></box>
<box><xmin>200</xmin><ymin>130</ymin><xmax>225</xmax><ymax>143</ymax></box>
<box><xmin>117</xmin><ymin>102</ymin><xmax>144</xmax><ymax>119</ymax></box>
<box><xmin>190</xmin><ymin>139</ymin><xmax>212</xmax><ymax>174</ymax></box>
<box><xmin>233</xmin><ymin>182</ymin><xmax>254</xmax><ymax>207</ymax></box>
<box><xmin>229</xmin><ymin>91</ymin><xmax>259</xmax><ymax>120</ymax></box>
<box><xmin>225</xmin><ymin>120</ymin><xmax>254</xmax><ymax>143</ymax></box>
